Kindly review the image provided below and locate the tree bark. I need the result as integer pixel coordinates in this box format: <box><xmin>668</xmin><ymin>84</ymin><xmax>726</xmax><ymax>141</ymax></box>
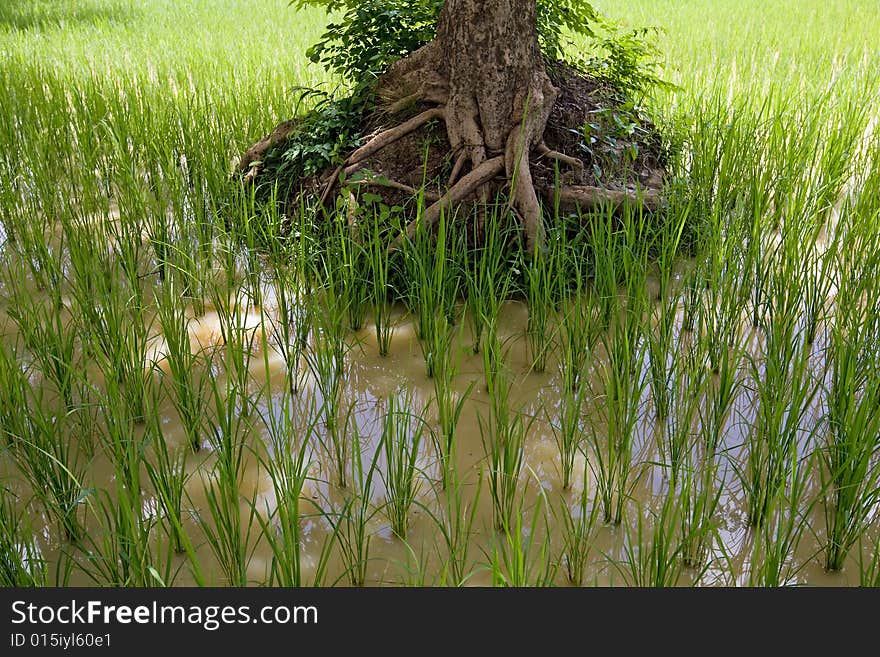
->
<box><xmin>378</xmin><ymin>0</ymin><xmax>558</xmax><ymax>252</ymax></box>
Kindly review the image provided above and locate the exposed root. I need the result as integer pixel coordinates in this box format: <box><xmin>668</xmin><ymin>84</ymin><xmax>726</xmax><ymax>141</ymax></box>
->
<box><xmin>545</xmin><ymin>184</ymin><xmax>662</xmax><ymax>213</ymax></box>
<box><xmin>346</xmin><ymin>107</ymin><xmax>445</xmax><ymax>166</ymax></box>
<box><xmin>346</xmin><ymin>177</ymin><xmax>441</xmax><ymax>203</ymax></box>
<box><xmin>447</xmin><ymin>150</ymin><xmax>468</xmax><ymax>187</ymax></box>
<box><xmin>536</xmin><ymin>142</ymin><xmax>584</xmax><ymax>170</ymax></box>
<box><xmin>506</xmin><ymin>126</ymin><xmax>545</xmax><ymax>253</ymax></box>
<box><xmin>397</xmin><ymin>155</ymin><xmax>505</xmax><ymax>245</ymax></box>
<box><xmin>319</xmin><ymin>164</ymin><xmax>345</xmax><ymax>207</ymax></box>
<box><xmin>237</xmin><ymin>118</ymin><xmax>298</xmax><ymax>175</ymax></box>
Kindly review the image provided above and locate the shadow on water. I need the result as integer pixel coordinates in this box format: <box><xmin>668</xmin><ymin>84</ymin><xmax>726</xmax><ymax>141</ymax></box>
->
<box><xmin>0</xmin><ymin>0</ymin><xmax>136</xmax><ymax>32</ymax></box>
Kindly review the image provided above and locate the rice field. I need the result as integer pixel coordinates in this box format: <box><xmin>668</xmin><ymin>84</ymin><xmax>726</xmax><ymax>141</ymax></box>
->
<box><xmin>1</xmin><ymin>0</ymin><xmax>879</xmax><ymax>586</ymax></box>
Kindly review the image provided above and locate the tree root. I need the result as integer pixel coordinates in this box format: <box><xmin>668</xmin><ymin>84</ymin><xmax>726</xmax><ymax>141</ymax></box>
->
<box><xmin>237</xmin><ymin>119</ymin><xmax>299</xmax><ymax>179</ymax></box>
<box><xmin>397</xmin><ymin>155</ymin><xmax>506</xmax><ymax>246</ymax></box>
<box><xmin>536</xmin><ymin>142</ymin><xmax>584</xmax><ymax>170</ymax></box>
<box><xmin>346</xmin><ymin>177</ymin><xmax>441</xmax><ymax>203</ymax></box>
<box><xmin>346</xmin><ymin>107</ymin><xmax>445</xmax><ymax>166</ymax></box>
<box><xmin>545</xmin><ymin>184</ymin><xmax>662</xmax><ymax>213</ymax></box>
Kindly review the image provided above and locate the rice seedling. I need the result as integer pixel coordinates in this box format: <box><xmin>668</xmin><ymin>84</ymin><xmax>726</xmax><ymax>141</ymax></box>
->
<box><xmin>522</xmin><ymin>226</ymin><xmax>562</xmax><ymax>372</ymax></box>
<box><xmin>741</xmin><ymin>245</ymin><xmax>819</xmax><ymax>527</ymax></box>
<box><xmin>252</xmin><ymin>392</ymin><xmax>328</xmax><ymax>586</ymax></box>
<box><xmin>463</xmin><ymin>207</ymin><xmax>511</xmax><ymax>355</ymax></box>
<box><xmin>143</xmin><ymin>409</ymin><xmax>192</xmax><ymax>556</ymax></box>
<box><xmin>365</xmin><ymin>207</ymin><xmax>395</xmax><ymax>357</ymax></box>
<box><xmin>264</xmin><ymin>216</ymin><xmax>314</xmax><ymax>396</ymax></box>
<box><xmin>558</xmin><ymin>461</ymin><xmax>602</xmax><ymax>585</ymax></box>
<box><xmin>820</xmin><ymin>266</ymin><xmax>880</xmax><ymax>572</ymax></box>
<box><xmin>322</xmin><ymin>421</ymin><xmax>382</xmax><ymax>586</ymax></box>
<box><xmin>678</xmin><ymin>454</ymin><xmax>723</xmax><ymax>569</ymax></box>
<box><xmin>612</xmin><ymin>489</ymin><xmax>689</xmax><ymax>587</ymax></box>
<box><xmin>487</xmin><ymin>488</ymin><xmax>556</xmax><ymax>587</ymax></box>
<box><xmin>479</xmin><ymin>352</ymin><xmax>531</xmax><ymax>532</ymax></box>
<box><xmin>380</xmin><ymin>391</ymin><xmax>429</xmax><ymax>539</ymax></box>
<box><xmin>302</xmin><ymin>289</ymin><xmax>352</xmax><ymax>488</ymax></box>
<box><xmin>154</xmin><ymin>282</ymin><xmax>209</xmax><ymax>451</ymax></box>
<box><xmin>430</xmin><ymin>327</ymin><xmax>472</xmax><ymax>491</ymax></box>
<box><xmin>587</xmin><ymin>217</ymin><xmax>649</xmax><ymax>524</ymax></box>
<box><xmin>66</xmin><ymin>217</ymin><xmax>153</xmax><ymax>424</ymax></box>
<box><xmin>331</xmin><ymin>209</ymin><xmax>371</xmax><ymax>332</ymax></box>
<box><xmin>425</xmin><ymin>472</ymin><xmax>482</xmax><ymax>586</ymax></box>
<box><xmin>747</xmin><ymin>451</ymin><xmax>817</xmax><ymax>587</ymax></box>
<box><xmin>548</xmin><ymin>382</ymin><xmax>588</xmax><ymax>491</ymax></box>
<box><xmin>2</xmin><ymin>259</ymin><xmax>78</xmax><ymax>412</ymax></box>
<box><xmin>402</xmin><ymin>206</ymin><xmax>463</xmax><ymax>377</ymax></box>
<box><xmin>0</xmin><ymin>485</ymin><xmax>48</xmax><ymax>587</ymax></box>
<box><xmin>658</xmin><ymin>335</ymin><xmax>705</xmax><ymax>484</ymax></box>
<box><xmin>1</xmin><ymin>344</ymin><xmax>90</xmax><ymax>543</ymax></box>
<box><xmin>555</xmin><ymin>254</ymin><xmax>597</xmax><ymax>394</ymax></box>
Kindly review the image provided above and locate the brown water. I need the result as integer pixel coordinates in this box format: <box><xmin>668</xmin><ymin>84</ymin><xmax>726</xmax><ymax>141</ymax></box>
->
<box><xmin>1</xmin><ymin>250</ymin><xmax>871</xmax><ymax>586</ymax></box>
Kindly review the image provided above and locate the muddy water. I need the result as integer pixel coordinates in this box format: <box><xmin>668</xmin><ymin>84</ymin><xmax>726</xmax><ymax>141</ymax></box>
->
<box><xmin>0</xmin><ymin>253</ymin><xmax>871</xmax><ymax>586</ymax></box>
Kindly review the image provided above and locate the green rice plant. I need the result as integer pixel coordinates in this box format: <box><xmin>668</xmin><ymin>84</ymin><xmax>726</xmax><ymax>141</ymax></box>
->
<box><xmin>1</xmin><ymin>346</ymin><xmax>90</xmax><ymax>543</ymax></box>
<box><xmin>488</xmin><ymin>488</ymin><xmax>556</xmax><ymax>587</ymax></box>
<box><xmin>588</xmin><ymin>247</ymin><xmax>648</xmax><ymax>524</ymax></box>
<box><xmin>479</xmin><ymin>353</ymin><xmax>531</xmax><ymax>532</ymax></box>
<box><xmin>464</xmin><ymin>206</ymin><xmax>511</xmax><ymax>355</ymax></box>
<box><xmin>556</xmin><ymin>267</ymin><xmax>597</xmax><ymax>393</ymax></box>
<box><xmin>265</xmin><ymin>255</ymin><xmax>312</xmax><ymax>397</ymax></box>
<box><xmin>678</xmin><ymin>455</ymin><xmax>723</xmax><ymax>569</ymax></box>
<box><xmin>548</xmin><ymin>383</ymin><xmax>587</xmax><ymax>491</ymax></box>
<box><xmin>820</xmin><ymin>288</ymin><xmax>880</xmax><ymax>571</ymax></box>
<box><xmin>612</xmin><ymin>489</ymin><xmax>689</xmax><ymax>587</ymax></box>
<box><xmin>252</xmin><ymin>392</ymin><xmax>330</xmax><ymax>586</ymax></box>
<box><xmin>66</xmin><ymin>218</ymin><xmax>152</xmax><ymax>424</ymax></box>
<box><xmin>303</xmin><ymin>288</ymin><xmax>352</xmax><ymax>488</ymax></box>
<box><xmin>79</xmin><ymin>487</ymin><xmax>163</xmax><ymax>587</ymax></box>
<box><xmin>143</xmin><ymin>410</ymin><xmax>192</xmax><ymax>556</ymax></box>
<box><xmin>522</xmin><ymin>226</ymin><xmax>563</xmax><ymax>372</ymax></box>
<box><xmin>380</xmin><ymin>391</ymin><xmax>429</xmax><ymax>539</ymax></box>
<box><xmin>659</xmin><ymin>335</ymin><xmax>705</xmax><ymax>484</ymax></box>
<box><xmin>748</xmin><ymin>451</ymin><xmax>816</xmax><ymax>587</ymax></box>
<box><xmin>430</xmin><ymin>324</ymin><xmax>472</xmax><ymax>490</ymax></box>
<box><xmin>0</xmin><ymin>486</ymin><xmax>48</xmax><ymax>586</ymax></box>
<box><xmin>425</xmin><ymin>471</ymin><xmax>482</xmax><ymax>586</ymax></box>
<box><xmin>402</xmin><ymin>205</ymin><xmax>463</xmax><ymax>376</ymax></box>
<box><xmin>323</xmin><ymin>421</ymin><xmax>382</xmax><ymax>586</ymax></box>
<box><xmin>558</xmin><ymin>462</ymin><xmax>602</xmax><ymax>585</ymax></box>
<box><xmin>2</xmin><ymin>260</ymin><xmax>78</xmax><ymax>412</ymax></box>
<box><xmin>154</xmin><ymin>281</ymin><xmax>209</xmax><ymax>451</ymax></box>
<box><xmin>645</xmin><ymin>294</ymin><xmax>677</xmax><ymax>423</ymax></box>
<box><xmin>331</xmin><ymin>210</ymin><xmax>371</xmax><ymax>331</ymax></box>
<box><xmin>741</xmin><ymin>252</ymin><xmax>819</xmax><ymax>527</ymax></box>
<box><xmin>196</xmin><ymin>460</ymin><xmax>261</xmax><ymax>586</ymax></box>
<box><xmin>365</xmin><ymin>206</ymin><xmax>396</xmax><ymax>357</ymax></box>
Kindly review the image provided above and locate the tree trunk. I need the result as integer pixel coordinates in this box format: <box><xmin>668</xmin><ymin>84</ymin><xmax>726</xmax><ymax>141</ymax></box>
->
<box><xmin>379</xmin><ymin>0</ymin><xmax>559</xmax><ymax>251</ymax></box>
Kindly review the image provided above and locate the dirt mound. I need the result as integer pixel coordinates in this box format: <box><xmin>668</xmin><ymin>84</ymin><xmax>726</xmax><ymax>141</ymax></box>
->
<box><xmin>241</xmin><ymin>60</ymin><xmax>666</xmax><ymax>239</ymax></box>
